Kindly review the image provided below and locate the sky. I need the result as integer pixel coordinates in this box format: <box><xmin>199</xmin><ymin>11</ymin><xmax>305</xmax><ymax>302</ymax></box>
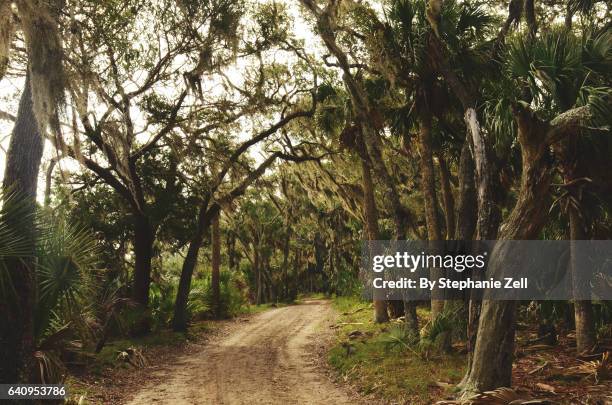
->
<box><xmin>0</xmin><ymin>0</ymin><xmax>322</xmax><ymax>202</ymax></box>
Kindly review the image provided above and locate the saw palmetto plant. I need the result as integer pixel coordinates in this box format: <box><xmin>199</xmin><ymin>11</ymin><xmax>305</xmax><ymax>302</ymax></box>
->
<box><xmin>0</xmin><ymin>190</ymin><xmax>100</xmax><ymax>383</ymax></box>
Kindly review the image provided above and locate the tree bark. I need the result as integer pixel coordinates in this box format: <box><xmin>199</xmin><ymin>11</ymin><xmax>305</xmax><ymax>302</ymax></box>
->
<box><xmin>131</xmin><ymin>213</ymin><xmax>155</xmax><ymax>334</ymax></box>
<box><xmin>404</xmin><ymin>301</ymin><xmax>419</xmax><ymax>337</ymax></box>
<box><xmin>454</xmin><ymin>143</ymin><xmax>477</xmax><ymax>241</ymax></box>
<box><xmin>438</xmin><ymin>154</ymin><xmax>455</xmax><ymax>240</ymax></box>
<box><xmin>211</xmin><ymin>210</ymin><xmax>221</xmax><ymax>318</ymax></box>
<box><xmin>0</xmin><ymin>75</ymin><xmax>43</xmax><ymax>383</ymax></box>
<box><xmin>463</xmin><ymin>104</ymin><xmax>589</xmax><ymax>394</ymax></box>
<box><xmin>554</xmin><ymin>127</ymin><xmax>597</xmax><ymax>355</ymax></box>
<box><xmin>172</xmin><ymin>202</ymin><xmax>218</xmax><ymax>331</ymax></box>
<box><xmin>524</xmin><ymin>0</ymin><xmax>538</xmax><ymax>39</ymax></box>
<box><xmin>132</xmin><ymin>214</ymin><xmax>154</xmax><ymax>307</ymax></box>
<box><xmin>417</xmin><ymin>109</ymin><xmax>444</xmax><ymax>319</ymax></box>
<box><xmin>570</xmin><ymin>207</ymin><xmax>596</xmax><ymax>353</ymax></box>
<box><xmin>361</xmin><ymin>159</ymin><xmax>388</xmax><ymax>323</ymax></box>
<box><xmin>388</xmin><ymin>300</ymin><xmax>404</xmax><ymax>319</ymax></box>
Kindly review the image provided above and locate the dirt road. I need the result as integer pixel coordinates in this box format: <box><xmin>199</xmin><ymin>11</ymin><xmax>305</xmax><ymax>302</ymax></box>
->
<box><xmin>126</xmin><ymin>300</ymin><xmax>359</xmax><ymax>405</ymax></box>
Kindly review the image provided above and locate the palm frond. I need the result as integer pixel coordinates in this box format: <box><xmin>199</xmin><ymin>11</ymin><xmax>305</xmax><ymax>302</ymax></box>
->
<box><xmin>456</xmin><ymin>1</ymin><xmax>495</xmax><ymax>42</ymax></box>
<box><xmin>0</xmin><ymin>189</ymin><xmax>37</xmax><ymax>298</ymax></box>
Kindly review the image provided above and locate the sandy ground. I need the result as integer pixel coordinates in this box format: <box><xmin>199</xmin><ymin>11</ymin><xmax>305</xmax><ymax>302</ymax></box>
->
<box><xmin>126</xmin><ymin>300</ymin><xmax>360</xmax><ymax>405</ymax></box>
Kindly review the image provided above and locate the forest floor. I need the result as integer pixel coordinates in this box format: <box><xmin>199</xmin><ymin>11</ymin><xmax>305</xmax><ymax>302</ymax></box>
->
<box><xmin>328</xmin><ymin>297</ymin><xmax>612</xmax><ymax>405</ymax></box>
<box><xmin>70</xmin><ymin>299</ymin><xmax>363</xmax><ymax>404</ymax></box>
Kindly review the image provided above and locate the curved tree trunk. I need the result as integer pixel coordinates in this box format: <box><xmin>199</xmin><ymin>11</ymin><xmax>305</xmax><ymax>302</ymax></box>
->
<box><xmin>463</xmin><ymin>104</ymin><xmax>590</xmax><ymax>394</ymax></box>
<box><xmin>172</xmin><ymin>203</ymin><xmax>218</xmax><ymax>331</ymax></box>
<box><xmin>0</xmin><ymin>75</ymin><xmax>43</xmax><ymax>383</ymax></box>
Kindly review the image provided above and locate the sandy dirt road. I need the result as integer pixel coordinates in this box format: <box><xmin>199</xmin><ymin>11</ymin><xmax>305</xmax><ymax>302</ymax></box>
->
<box><xmin>126</xmin><ymin>300</ymin><xmax>359</xmax><ymax>405</ymax></box>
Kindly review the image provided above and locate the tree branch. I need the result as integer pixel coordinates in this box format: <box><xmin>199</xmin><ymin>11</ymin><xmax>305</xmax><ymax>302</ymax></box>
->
<box><xmin>0</xmin><ymin>110</ymin><xmax>16</xmax><ymax>122</ymax></box>
<box><xmin>547</xmin><ymin>105</ymin><xmax>593</xmax><ymax>145</ymax></box>
<box><xmin>130</xmin><ymin>89</ymin><xmax>188</xmax><ymax>161</ymax></box>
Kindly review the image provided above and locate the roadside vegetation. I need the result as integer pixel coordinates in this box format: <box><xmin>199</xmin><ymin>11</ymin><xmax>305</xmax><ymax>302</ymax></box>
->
<box><xmin>329</xmin><ymin>296</ymin><xmax>612</xmax><ymax>403</ymax></box>
<box><xmin>0</xmin><ymin>0</ymin><xmax>610</xmax><ymax>403</ymax></box>
<box><xmin>329</xmin><ymin>296</ymin><xmax>465</xmax><ymax>404</ymax></box>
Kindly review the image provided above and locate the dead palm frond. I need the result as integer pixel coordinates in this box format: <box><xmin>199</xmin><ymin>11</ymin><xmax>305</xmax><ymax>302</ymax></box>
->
<box><xmin>436</xmin><ymin>387</ymin><xmax>559</xmax><ymax>404</ymax></box>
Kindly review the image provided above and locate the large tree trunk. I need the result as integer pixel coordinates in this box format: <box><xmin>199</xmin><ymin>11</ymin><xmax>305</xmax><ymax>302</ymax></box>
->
<box><xmin>453</xmin><ymin>143</ymin><xmax>480</xmax><ymax>384</ymax></box>
<box><xmin>428</xmin><ymin>35</ymin><xmax>501</xmax><ymax>380</ymax></box>
<box><xmin>561</xmin><ymin>138</ymin><xmax>596</xmax><ymax>354</ymax></box>
<box><xmin>463</xmin><ymin>104</ymin><xmax>588</xmax><ymax>394</ymax></box>
<box><xmin>452</xmin><ymin>143</ymin><xmax>478</xmax><ymax>361</ymax></box>
<box><xmin>569</xmin><ymin>207</ymin><xmax>596</xmax><ymax>353</ymax></box>
<box><xmin>131</xmin><ymin>213</ymin><xmax>155</xmax><ymax>334</ymax></box>
<box><xmin>417</xmin><ymin>110</ymin><xmax>445</xmax><ymax>319</ymax></box>
<box><xmin>132</xmin><ymin>214</ymin><xmax>154</xmax><ymax>307</ymax></box>
<box><xmin>555</xmin><ymin>131</ymin><xmax>597</xmax><ymax>355</ymax></box>
<box><xmin>172</xmin><ymin>203</ymin><xmax>218</xmax><ymax>331</ymax></box>
<box><xmin>211</xmin><ymin>210</ymin><xmax>221</xmax><ymax>318</ymax></box>
<box><xmin>454</xmin><ymin>143</ymin><xmax>477</xmax><ymax>241</ymax></box>
<box><xmin>361</xmin><ymin>159</ymin><xmax>388</xmax><ymax>323</ymax></box>
<box><xmin>0</xmin><ymin>75</ymin><xmax>43</xmax><ymax>383</ymax></box>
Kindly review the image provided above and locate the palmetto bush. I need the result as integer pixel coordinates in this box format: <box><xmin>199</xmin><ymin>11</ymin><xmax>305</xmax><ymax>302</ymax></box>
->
<box><xmin>147</xmin><ymin>269</ymin><xmax>248</xmax><ymax>330</ymax></box>
<box><xmin>190</xmin><ymin>270</ymin><xmax>249</xmax><ymax>319</ymax></box>
<box><xmin>0</xmin><ymin>191</ymin><xmax>101</xmax><ymax>383</ymax></box>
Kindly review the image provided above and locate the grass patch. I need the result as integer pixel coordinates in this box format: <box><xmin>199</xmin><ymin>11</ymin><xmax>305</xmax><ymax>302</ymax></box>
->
<box><xmin>298</xmin><ymin>292</ymin><xmax>328</xmax><ymax>300</ymax></box>
<box><xmin>328</xmin><ymin>296</ymin><xmax>466</xmax><ymax>404</ymax></box>
<box><xmin>90</xmin><ymin>320</ymin><xmax>215</xmax><ymax>374</ymax></box>
<box><xmin>240</xmin><ymin>302</ymin><xmax>291</xmax><ymax>315</ymax></box>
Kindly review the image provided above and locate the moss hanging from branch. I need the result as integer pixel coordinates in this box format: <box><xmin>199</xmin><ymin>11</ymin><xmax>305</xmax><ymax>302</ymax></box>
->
<box><xmin>0</xmin><ymin>0</ymin><xmax>14</xmax><ymax>80</ymax></box>
<box><xmin>17</xmin><ymin>0</ymin><xmax>65</xmax><ymax>135</ymax></box>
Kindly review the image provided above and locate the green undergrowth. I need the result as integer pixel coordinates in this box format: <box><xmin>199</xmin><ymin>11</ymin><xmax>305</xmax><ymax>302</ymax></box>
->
<box><xmin>329</xmin><ymin>296</ymin><xmax>466</xmax><ymax>404</ymax></box>
<box><xmin>298</xmin><ymin>292</ymin><xmax>328</xmax><ymax>300</ymax></box>
<box><xmin>240</xmin><ymin>301</ymin><xmax>292</xmax><ymax>314</ymax></box>
<box><xmin>91</xmin><ymin>320</ymin><xmax>214</xmax><ymax>374</ymax></box>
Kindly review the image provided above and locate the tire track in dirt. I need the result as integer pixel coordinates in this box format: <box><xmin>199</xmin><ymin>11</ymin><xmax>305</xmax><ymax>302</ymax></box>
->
<box><xmin>126</xmin><ymin>300</ymin><xmax>360</xmax><ymax>405</ymax></box>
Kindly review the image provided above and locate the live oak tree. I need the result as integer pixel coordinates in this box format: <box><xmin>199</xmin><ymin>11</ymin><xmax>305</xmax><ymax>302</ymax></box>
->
<box><xmin>53</xmin><ymin>0</ymin><xmax>242</xmax><ymax>327</ymax></box>
<box><xmin>171</xmin><ymin>2</ymin><xmax>320</xmax><ymax>330</ymax></box>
